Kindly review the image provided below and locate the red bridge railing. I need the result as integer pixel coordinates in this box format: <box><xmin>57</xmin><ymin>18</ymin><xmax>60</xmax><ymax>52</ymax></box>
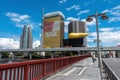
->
<box><xmin>0</xmin><ymin>54</ymin><xmax>90</xmax><ymax>80</ymax></box>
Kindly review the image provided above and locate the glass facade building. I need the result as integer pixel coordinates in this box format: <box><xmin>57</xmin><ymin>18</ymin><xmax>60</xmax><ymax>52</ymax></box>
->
<box><xmin>20</xmin><ymin>25</ymin><xmax>33</xmax><ymax>49</ymax></box>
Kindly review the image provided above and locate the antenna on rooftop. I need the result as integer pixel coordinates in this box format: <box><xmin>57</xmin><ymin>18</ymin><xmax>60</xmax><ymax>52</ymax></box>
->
<box><xmin>40</xmin><ymin>7</ymin><xmax>44</xmax><ymax>48</ymax></box>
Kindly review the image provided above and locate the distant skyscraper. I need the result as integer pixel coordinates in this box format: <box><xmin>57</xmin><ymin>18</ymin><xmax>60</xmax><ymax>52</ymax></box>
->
<box><xmin>20</xmin><ymin>25</ymin><xmax>33</xmax><ymax>49</ymax></box>
<box><xmin>43</xmin><ymin>11</ymin><xmax>64</xmax><ymax>48</ymax></box>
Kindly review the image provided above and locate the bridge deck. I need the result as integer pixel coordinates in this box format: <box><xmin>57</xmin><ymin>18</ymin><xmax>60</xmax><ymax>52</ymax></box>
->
<box><xmin>45</xmin><ymin>58</ymin><xmax>101</xmax><ymax>80</ymax></box>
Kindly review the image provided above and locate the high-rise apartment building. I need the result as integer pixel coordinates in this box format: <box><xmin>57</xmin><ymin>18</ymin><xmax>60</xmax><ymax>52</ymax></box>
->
<box><xmin>43</xmin><ymin>11</ymin><xmax>64</xmax><ymax>48</ymax></box>
<box><xmin>20</xmin><ymin>25</ymin><xmax>33</xmax><ymax>49</ymax></box>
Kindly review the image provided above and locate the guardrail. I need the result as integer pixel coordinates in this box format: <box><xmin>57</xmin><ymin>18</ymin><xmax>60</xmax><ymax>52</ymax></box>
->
<box><xmin>0</xmin><ymin>46</ymin><xmax>120</xmax><ymax>52</ymax></box>
<box><xmin>102</xmin><ymin>60</ymin><xmax>120</xmax><ymax>80</ymax></box>
<box><xmin>0</xmin><ymin>54</ymin><xmax>90</xmax><ymax>80</ymax></box>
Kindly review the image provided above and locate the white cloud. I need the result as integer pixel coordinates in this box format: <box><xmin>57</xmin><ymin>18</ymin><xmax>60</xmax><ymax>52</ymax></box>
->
<box><xmin>87</xmin><ymin>36</ymin><xmax>95</xmax><ymax>43</ymax></box>
<box><xmin>66</xmin><ymin>5</ymin><xmax>80</xmax><ymax>11</ymax></box>
<box><xmin>102</xmin><ymin>5</ymin><xmax>120</xmax><ymax>23</ymax></box>
<box><xmin>108</xmin><ymin>17</ymin><xmax>120</xmax><ymax>23</ymax></box>
<box><xmin>116</xmin><ymin>27</ymin><xmax>120</xmax><ymax>30</ymax></box>
<box><xmin>33</xmin><ymin>40</ymin><xmax>40</xmax><ymax>48</ymax></box>
<box><xmin>100</xmin><ymin>31</ymin><xmax>120</xmax><ymax>45</ymax></box>
<box><xmin>77</xmin><ymin>10</ymin><xmax>89</xmax><ymax>16</ymax></box>
<box><xmin>64</xmin><ymin>21</ymin><xmax>69</xmax><ymax>26</ymax></box>
<box><xmin>0</xmin><ymin>38</ymin><xmax>19</xmax><ymax>49</ymax></box>
<box><xmin>64</xmin><ymin>21</ymin><xmax>69</xmax><ymax>33</ymax></box>
<box><xmin>112</xmin><ymin>5</ymin><xmax>120</xmax><ymax>10</ymax></box>
<box><xmin>64</xmin><ymin>25</ymin><xmax>68</xmax><ymax>33</ymax></box>
<box><xmin>102</xmin><ymin>9</ymin><xmax>109</xmax><ymax>13</ymax></box>
<box><xmin>59</xmin><ymin>0</ymin><xmax>67</xmax><ymax>4</ymax></box>
<box><xmin>19</xmin><ymin>15</ymin><xmax>30</xmax><ymax>20</ymax></box>
<box><xmin>0</xmin><ymin>38</ymin><xmax>41</xmax><ymax>49</ymax></box>
<box><xmin>99</xmin><ymin>28</ymin><xmax>114</xmax><ymax>32</ymax></box>
<box><xmin>6</xmin><ymin>12</ymin><xmax>32</xmax><ymax>28</ymax></box>
<box><xmin>88</xmin><ymin>28</ymin><xmax>120</xmax><ymax>46</ymax></box>
<box><xmin>108</xmin><ymin>7</ymin><xmax>120</xmax><ymax>22</ymax></box>
<box><xmin>110</xmin><ymin>11</ymin><xmax>120</xmax><ymax>16</ymax></box>
<box><xmin>6</xmin><ymin>12</ymin><xmax>19</xmax><ymax>17</ymax></box>
<box><xmin>11</xmin><ymin>18</ymin><xmax>21</xmax><ymax>22</ymax></box>
<box><xmin>6</xmin><ymin>12</ymin><xmax>30</xmax><ymax>22</ymax></box>
<box><xmin>66</xmin><ymin>17</ymin><xmax>79</xmax><ymax>21</ymax></box>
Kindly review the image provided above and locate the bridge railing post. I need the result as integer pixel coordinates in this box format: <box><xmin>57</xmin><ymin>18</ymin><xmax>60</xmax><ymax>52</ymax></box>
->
<box><xmin>43</xmin><ymin>61</ymin><xmax>46</xmax><ymax>77</ymax></box>
<box><xmin>24</xmin><ymin>64</ymin><xmax>29</xmax><ymax>80</ymax></box>
<box><xmin>54</xmin><ymin>60</ymin><xmax>56</xmax><ymax>72</ymax></box>
<box><xmin>0</xmin><ymin>70</ymin><xmax>2</xmax><ymax>80</ymax></box>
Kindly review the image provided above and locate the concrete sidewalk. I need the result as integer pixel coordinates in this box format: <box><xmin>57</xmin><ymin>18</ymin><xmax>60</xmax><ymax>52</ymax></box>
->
<box><xmin>45</xmin><ymin>58</ymin><xmax>101</xmax><ymax>80</ymax></box>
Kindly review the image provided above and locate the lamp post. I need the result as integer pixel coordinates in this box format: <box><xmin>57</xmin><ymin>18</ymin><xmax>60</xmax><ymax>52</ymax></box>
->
<box><xmin>86</xmin><ymin>11</ymin><xmax>108</xmax><ymax>67</ymax></box>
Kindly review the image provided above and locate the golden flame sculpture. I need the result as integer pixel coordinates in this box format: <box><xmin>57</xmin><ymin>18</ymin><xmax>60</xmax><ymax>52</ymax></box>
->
<box><xmin>69</xmin><ymin>33</ymin><xmax>88</xmax><ymax>39</ymax></box>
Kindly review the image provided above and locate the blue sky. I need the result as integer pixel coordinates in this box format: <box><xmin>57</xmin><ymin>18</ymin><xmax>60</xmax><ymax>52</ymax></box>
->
<box><xmin>0</xmin><ymin>0</ymin><xmax>120</xmax><ymax>49</ymax></box>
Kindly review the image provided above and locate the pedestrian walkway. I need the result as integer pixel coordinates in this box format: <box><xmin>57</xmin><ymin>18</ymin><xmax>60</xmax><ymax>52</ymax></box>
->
<box><xmin>45</xmin><ymin>58</ymin><xmax>101</xmax><ymax>80</ymax></box>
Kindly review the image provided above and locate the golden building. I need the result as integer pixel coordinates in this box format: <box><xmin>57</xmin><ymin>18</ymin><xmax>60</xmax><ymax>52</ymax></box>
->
<box><xmin>43</xmin><ymin>11</ymin><xmax>64</xmax><ymax>48</ymax></box>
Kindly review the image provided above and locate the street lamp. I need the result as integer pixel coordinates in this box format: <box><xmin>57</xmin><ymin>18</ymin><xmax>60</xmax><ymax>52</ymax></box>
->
<box><xmin>86</xmin><ymin>11</ymin><xmax>108</xmax><ymax>67</ymax></box>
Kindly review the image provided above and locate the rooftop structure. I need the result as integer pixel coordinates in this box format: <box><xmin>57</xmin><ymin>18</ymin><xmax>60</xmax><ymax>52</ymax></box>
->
<box><xmin>44</xmin><ymin>11</ymin><xmax>65</xmax><ymax>19</ymax></box>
